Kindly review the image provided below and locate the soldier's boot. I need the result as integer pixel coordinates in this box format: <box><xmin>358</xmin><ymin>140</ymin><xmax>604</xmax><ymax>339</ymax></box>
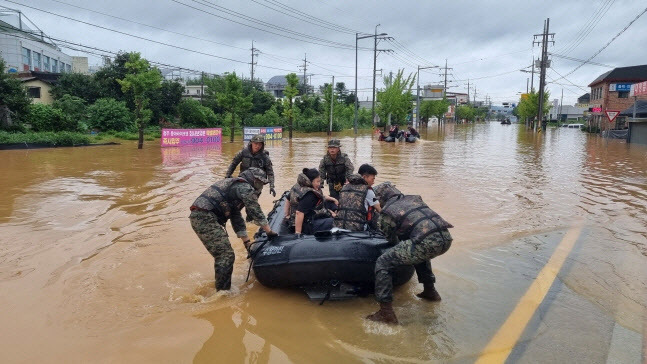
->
<box><xmin>366</xmin><ymin>302</ymin><xmax>399</xmax><ymax>324</ymax></box>
<box><xmin>214</xmin><ymin>263</ymin><xmax>232</xmax><ymax>291</ymax></box>
<box><xmin>416</xmin><ymin>283</ymin><xmax>441</xmax><ymax>301</ymax></box>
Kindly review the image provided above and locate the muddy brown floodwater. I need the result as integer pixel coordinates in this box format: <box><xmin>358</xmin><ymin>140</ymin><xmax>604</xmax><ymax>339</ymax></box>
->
<box><xmin>1</xmin><ymin>123</ymin><xmax>645</xmax><ymax>363</ymax></box>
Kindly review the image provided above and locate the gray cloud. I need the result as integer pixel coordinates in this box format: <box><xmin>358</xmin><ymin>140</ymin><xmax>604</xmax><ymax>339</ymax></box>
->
<box><xmin>6</xmin><ymin>0</ymin><xmax>647</xmax><ymax>105</ymax></box>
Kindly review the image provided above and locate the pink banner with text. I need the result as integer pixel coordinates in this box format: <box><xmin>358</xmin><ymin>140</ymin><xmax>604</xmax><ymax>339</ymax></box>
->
<box><xmin>160</xmin><ymin>128</ymin><xmax>222</xmax><ymax>147</ymax></box>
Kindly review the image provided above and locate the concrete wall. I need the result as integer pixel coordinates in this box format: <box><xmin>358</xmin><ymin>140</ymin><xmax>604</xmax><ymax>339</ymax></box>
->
<box><xmin>22</xmin><ymin>79</ymin><xmax>53</xmax><ymax>105</ymax></box>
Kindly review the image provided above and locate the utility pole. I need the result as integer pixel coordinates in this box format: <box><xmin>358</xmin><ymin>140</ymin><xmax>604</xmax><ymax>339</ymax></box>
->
<box><xmin>533</xmin><ymin>18</ymin><xmax>554</xmax><ymax>131</ymax></box>
<box><xmin>416</xmin><ymin>65</ymin><xmax>438</xmax><ymax>127</ymax></box>
<box><xmin>356</xmin><ymin>29</ymin><xmax>389</xmax><ymax>134</ymax></box>
<box><xmin>526</xmin><ymin>78</ymin><xmax>529</xmax><ymax>93</ymax></box>
<box><xmin>438</xmin><ymin>60</ymin><xmax>453</xmax><ymax>123</ymax></box>
<box><xmin>329</xmin><ymin>75</ymin><xmax>334</xmax><ymax>136</ymax></box>
<box><xmin>559</xmin><ymin>88</ymin><xmax>564</xmax><ymax>124</ymax></box>
<box><xmin>473</xmin><ymin>87</ymin><xmax>477</xmax><ymax>105</ymax></box>
<box><xmin>467</xmin><ymin>79</ymin><xmax>470</xmax><ymax>105</ymax></box>
<box><xmin>200</xmin><ymin>71</ymin><xmax>204</xmax><ymax>105</ymax></box>
<box><xmin>250</xmin><ymin>41</ymin><xmax>258</xmax><ymax>86</ymax></box>
<box><xmin>301</xmin><ymin>53</ymin><xmax>309</xmax><ymax>95</ymax></box>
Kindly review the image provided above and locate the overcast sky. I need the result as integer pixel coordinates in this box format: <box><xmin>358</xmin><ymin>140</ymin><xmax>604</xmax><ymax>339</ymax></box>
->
<box><xmin>3</xmin><ymin>0</ymin><xmax>646</xmax><ymax>105</ymax></box>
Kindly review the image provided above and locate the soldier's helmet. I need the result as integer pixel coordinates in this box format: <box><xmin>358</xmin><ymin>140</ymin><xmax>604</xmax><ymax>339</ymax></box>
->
<box><xmin>327</xmin><ymin>139</ymin><xmax>341</xmax><ymax>148</ymax></box>
<box><xmin>250</xmin><ymin>134</ymin><xmax>265</xmax><ymax>143</ymax></box>
<box><xmin>240</xmin><ymin>167</ymin><xmax>269</xmax><ymax>185</ymax></box>
<box><xmin>373</xmin><ymin>181</ymin><xmax>402</xmax><ymax>206</ymax></box>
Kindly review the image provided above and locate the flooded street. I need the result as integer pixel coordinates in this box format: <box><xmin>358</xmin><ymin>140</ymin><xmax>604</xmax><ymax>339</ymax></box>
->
<box><xmin>1</xmin><ymin>123</ymin><xmax>646</xmax><ymax>363</ymax></box>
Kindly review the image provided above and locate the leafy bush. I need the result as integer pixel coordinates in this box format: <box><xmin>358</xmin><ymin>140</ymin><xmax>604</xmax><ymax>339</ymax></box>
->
<box><xmin>177</xmin><ymin>99</ymin><xmax>220</xmax><ymax>127</ymax></box>
<box><xmin>0</xmin><ymin>131</ymin><xmax>90</xmax><ymax>146</ymax></box>
<box><xmin>53</xmin><ymin>94</ymin><xmax>87</xmax><ymax>120</ymax></box>
<box><xmin>26</xmin><ymin>104</ymin><xmax>78</xmax><ymax>132</ymax></box>
<box><xmin>87</xmin><ymin>98</ymin><xmax>134</xmax><ymax>132</ymax></box>
<box><xmin>249</xmin><ymin>106</ymin><xmax>283</xmax><ymax>127</ymax></box>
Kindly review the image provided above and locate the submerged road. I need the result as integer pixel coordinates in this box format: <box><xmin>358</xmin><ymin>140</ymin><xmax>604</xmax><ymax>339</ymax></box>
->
<box><xmin>0</xmin><ymin>123</ymin><xmax>645</xmax><ymax>363</ymax></box>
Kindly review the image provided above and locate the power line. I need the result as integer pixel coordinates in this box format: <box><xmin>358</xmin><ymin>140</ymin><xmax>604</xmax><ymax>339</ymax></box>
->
<box><xmin>249</xmin><ymin>0</ymin><xmax>358</xmax><ymax>35</ymax></box>
<box><xmin>3</xmin><ymin>1</ymin><xmax>250</xmax><ymax>64</ymax></box>
<box><xmin>549</xmin><ymin>53</ymin><xmax>615</xmax><ymax>68</ymax></box>
<box><xmin>553</xmin><ymin>6</ymin><xmax>647</xmax><ymax>83</ymax></box>
<box><xmin>557</xmin><ymin>0</ymin><xmax>615</xmax><ymax>56</ymax></box>
<box><xmin>171</xmin><ymin>0</ymin><xmax>370</xmax><ymax>50</ymax></box>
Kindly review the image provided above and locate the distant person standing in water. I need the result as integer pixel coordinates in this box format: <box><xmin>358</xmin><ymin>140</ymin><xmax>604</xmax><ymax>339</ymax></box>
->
<box><xmin>318</xmin><ymin>139</ymin><xmax>354</xmax><ymax>200</ymax></box>
<box><xmin>226</xmin><ymin>134</ymin><xmax>276</xmax><ymax>197</ymax></box>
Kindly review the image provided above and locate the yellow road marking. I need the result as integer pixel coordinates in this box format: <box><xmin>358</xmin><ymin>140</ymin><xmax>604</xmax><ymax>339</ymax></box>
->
<box><xmin>475</xmin><ymin>226</ymin><xmax>583</xmax><ymax>364</ymax></box>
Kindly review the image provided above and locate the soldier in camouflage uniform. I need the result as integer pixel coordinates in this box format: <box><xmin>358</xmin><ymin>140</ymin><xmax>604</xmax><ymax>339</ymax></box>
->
<box><xmin>333</xmin><ymin>164</ymin><xmax>381</xmax><ymax>231</ymax></box>
<box><xmin>226</xmin><ymin>134</ymin><xmax>276</xmax><ymax>196</ymax></box>
<box><xmin>189</xmin><ymin>167</ymin><xmax>278</xmax><ymax>290</ymax></box>
<box><xmin>318</xmin><ymin>139</ymin><xmax>354</xmax><ymax>200</ymax></box>
<box><xmin>367</xmin><ymin>182</ymin><xmax>454</xmax><ymax>324</ymax></box>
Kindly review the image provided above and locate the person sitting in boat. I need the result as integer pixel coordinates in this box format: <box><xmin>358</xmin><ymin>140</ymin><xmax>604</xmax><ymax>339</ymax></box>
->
<box><xmin>407</xmin><ymin>126</ymin><xmax>420</xmax><ymax>138</ymax></box>
<box><xmin>333</xmin><ymin>164</ymin><xmax>382</xmax><ymax>231</ymax></box>
<box><xmin>366</xmin><ymin>182</ymin><xmax>454</xmax><ymax>324</ymax></box>
<box><xmin>378</xmin><ymin>130</ymin><xmax>386</xmax><ymax>141</ymax></box>
<box><xmin>388</xmin><ymin>125</ymin><xmax>399</xmax><ymax>138</ymax></box>
<box><xmin>286</xmin><ymin>168</ymin><xmax>338</xmax><ymax>236</ymax></box>
<box><xmin>189</xmin><ymin>167</ymin><xmax>278</xmax><ymax>291</ymax></box>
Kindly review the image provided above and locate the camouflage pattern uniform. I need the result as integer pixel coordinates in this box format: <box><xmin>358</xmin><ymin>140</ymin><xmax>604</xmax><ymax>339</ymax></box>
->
<box><xmin>373</xmin><ymin>182</ymin><xmax>454</xmax><ymax>303</ymax></box>
<box><xmin>189</xmin><ymin>168</ymin><xmax>269</xmax><ymax>290</ymax></box>
<box><xmin>287</xmin><ymin>173</ymin><xmax>331</xmax><ymax>228</ymax></box>
<box><xmin>318</xmin><ymin>139</ymin><xmax>354</xmax><ymax>199</ymax></box>
<box><xmin>225</xmin><ymin>134</ymin><xmax>275</xmax><ymax>192</ymax></box>
<box><xmin>333</xmin><ymin>174</ymin><xmax>371</xmax><ymax>231</ymax></box>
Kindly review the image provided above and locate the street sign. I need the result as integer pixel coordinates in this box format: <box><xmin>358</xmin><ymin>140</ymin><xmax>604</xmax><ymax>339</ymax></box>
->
<box><xmin>609</xmin><ymin>83</ymin><xmax>632</xmax><ymax>92</ymax></box>
<box><xmin>605</xmin><ymin>110</ymin><xmax>620</xmax><ymax>123</ymax></box>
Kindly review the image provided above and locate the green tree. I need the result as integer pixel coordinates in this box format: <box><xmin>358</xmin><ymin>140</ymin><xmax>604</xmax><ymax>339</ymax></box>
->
<box><xmin>49</xmin><ymin>73</ymin><xmax>101</xmax><ymax>103</ymax></box>
<box><xmin>0</xmin><ymin>58</ymin><xmax>32</xmax><ymax>129</ymax></box>
<box><xmin>517</xmin><ymin>90</ymin><xmax>551</xmax><ymax>127</ymax></box>
<box><xmin>53</xmin><ymin>95</ymin><xmax>88</xmax><ymax>131</ymax></box>
<box><xmin>376</xmin><ymin>69</ymin><xmax>415</xmax><ymax>127</ymax></box>
<box><xmin>420</xmin><ymin>99</ymin><xmax>451</xmax><ymax>124</ymax></box>
<box><xmin>456</xmin><ymin>105</ymin><xmax>475</xmax><ymax>121</ymax></box>
<box><xmin>149</xmin><ymin>79</ymin><xmax>185</xmax><ymax>124</ymax></box>
<box><xmin>117</xmin><ymin>53</ymin><xmax>162</xmax><ymax>149</ymax></box>
<box><xmin>86</xmin><ymin>98</ymin><xmax>134</xmax><ymax>132</ymax></box>
<box><xmin>177</xmin><ymin>98</ymin><xmax>220</xmax><ymax>128</ymax></box>
<box><xmin>94</xmin><ymin>52</ymin><xmax>132</xmax><ymax>102</ymax></box>
<box><xmin>215</xmin><ymin>73</ymin><xmax>252</xmax><ymax>142</ymax></box>
<box><xmin>283</xmin><ymin>73</ymin><xmax>299</xmax><ymax>139</ymax></box>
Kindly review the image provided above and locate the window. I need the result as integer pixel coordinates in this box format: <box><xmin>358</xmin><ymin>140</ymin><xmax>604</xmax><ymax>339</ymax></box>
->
<box><xmin>43</xmin><ymin>56</ymin><xmax>50</xmax><ymax>72</ymax></box>
<box><xmin>33</xmin><ymin>52</ymin><xmax>41</xmax><ymax>70</ymax></box>
<box><xmin>52</xmin><ymin>59</ymin><xmax>58</xmax><ymax>73</ymax></box>
<box><xmin>66</xmin><ymin>64</ymin><xmax>71</xmax><ymax>73</ymax></box>
<box><xmin>59</xmin><ymin>62</ymin><xmax>65</xmax><ymax>73</ymax></box>
<box><xmin>22</xmin><ymin>47</ymin><xmax>32</xmax><ymax>69</ymax></box>
<box><xmin>27</xmin><ymin>87</ymin><xmax>41</xmax><ymax>98</ymax></box>
<box><xmin>618</xmin><ymin>91</ymin><xmax>629</xmax><ymax>98</ymax></box>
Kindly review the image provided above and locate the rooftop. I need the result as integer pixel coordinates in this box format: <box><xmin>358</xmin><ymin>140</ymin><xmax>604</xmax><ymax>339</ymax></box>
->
<box><xmin>588</xmin><ymin>64</ymin><xmax>647</xmax><ymax>87</ymax></box>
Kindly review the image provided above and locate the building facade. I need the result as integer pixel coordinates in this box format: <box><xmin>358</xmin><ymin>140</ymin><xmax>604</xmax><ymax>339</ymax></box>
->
<box><xmin>588</xmin><ymin>65</ymin><xmax>647</xmax><ymax>131</ymax></box>
<box><xmin>0</xmin><ymin>9</ymin><xmax>73</xmax><ymax>74</ymax></box>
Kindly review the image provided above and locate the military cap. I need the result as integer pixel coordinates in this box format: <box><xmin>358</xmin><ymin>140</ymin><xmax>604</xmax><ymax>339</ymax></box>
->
<box><xmin>373</xmin><ymin>181</ymin><xmax>402</xmax><ymax>206</ymax></box>
<box><xmin>328</xmin><ymin>139</ymin><xmax>341</xmax><ymax>147</ymax></box>
<box><xmin>240</xmin><ymin>167</ymin><xmax>269</xmax><ymax>184</ymax></box>
<box><xmin>250</xmin><ymin>134</ymin><xmax>265</xmax><ymax>143</ymax></box>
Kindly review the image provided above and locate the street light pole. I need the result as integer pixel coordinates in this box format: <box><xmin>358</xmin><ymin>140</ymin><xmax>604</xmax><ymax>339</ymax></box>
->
<box><xmin>416</xmin><ymin>65</ymin><xmax>438</xmax><ymax>128</ymax></box>
<box><xmin>355</xmin><ymin>29</ymin><xmax>388</xmax><ymax>133</ymax></box>
<box><xmin>354</xmin><ymin>33</ymin><xmax>359</xmax><ymax>135</ymax></box>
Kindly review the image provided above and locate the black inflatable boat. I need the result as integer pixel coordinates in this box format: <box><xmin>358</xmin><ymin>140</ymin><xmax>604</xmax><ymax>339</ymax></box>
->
<box><xmin>249</xmin><ymin>192</ymin><xmax>415</xmax><ymax>300</ymax></box>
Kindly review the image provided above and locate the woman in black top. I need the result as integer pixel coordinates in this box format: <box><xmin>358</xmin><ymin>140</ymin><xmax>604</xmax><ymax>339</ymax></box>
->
<box><xmin>294</xmin><ymin>168</ymin><xmax>337</xmax><ymax>235</ymax></box>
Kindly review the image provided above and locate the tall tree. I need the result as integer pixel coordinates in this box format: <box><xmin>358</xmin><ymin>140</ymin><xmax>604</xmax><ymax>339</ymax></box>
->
<box><xmin>283</xmin><ymin>73</ymin><xmax>299</xmax><ymax>139</ymax></box>
<box><xmin>216</xmin><ymin>73</ymin><xmax>252</xmax><ymax>142</ymax></box>
<box><xmin>0</xmin><ymin>58</ymin><xmax>31</xmax><ymax>129</ymax></box>
<box><xmin>117</xmin><ymin>53</ymin><xmax>162</xmax><ymax>149</ymax></box>
<box><xmin>49</xmin><ymin>73</ymin><xmax>101</xmax><ymax>103</ymax></box>
<box><xmin>376</xmin><ymin>69</ymin><xmax>416</xmax><ymax>127</ymax></box>
<box><xmin>517</xmin><ymin>90</ymin><xmax>551</xmax><ymax>123</ymax></box>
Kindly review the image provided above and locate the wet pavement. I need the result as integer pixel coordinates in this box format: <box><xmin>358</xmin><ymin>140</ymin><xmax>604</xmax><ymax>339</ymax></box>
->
<box><xmin>0</xmin><ymin>122</ymin><xmax>645</xmax><ymax>363</ymax></box>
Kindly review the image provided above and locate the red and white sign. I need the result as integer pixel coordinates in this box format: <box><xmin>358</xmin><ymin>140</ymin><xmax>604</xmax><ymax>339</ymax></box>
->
<box><xmin>630</xmin><ymin>81</ymin><xmax>647</xmax><ymax>97</ymax></box>
<box><xmin>605</xmin><ymin>110</ymin><xmax>620</xmax><ymax>123</ymax></box>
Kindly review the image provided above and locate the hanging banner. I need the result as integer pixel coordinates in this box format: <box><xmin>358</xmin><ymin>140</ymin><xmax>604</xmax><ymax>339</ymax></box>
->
<box><xmin>160</xmin><ymin>128</ymin><xmax>222</xmax><ymax>147</ymax></box>
<box><xmin>243</xmin><ymin>127</ymin><xmax>283</xmax><ymax>141</ymax></box>
<box><xmin>630</xmin><ymin>81</ymin><xmax>647</xmax><ymax>97</ymax></box>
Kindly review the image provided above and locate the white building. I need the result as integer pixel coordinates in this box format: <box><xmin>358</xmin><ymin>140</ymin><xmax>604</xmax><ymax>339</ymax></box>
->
<box><xmin>183</xmin><ymin>85</ymin><xmax>207</xmax><ymax>100</ymax></box>
<box><xmin>0</xmin><ymin>8</ymin><xmax>73</xmax><ymax>73</ymax></box>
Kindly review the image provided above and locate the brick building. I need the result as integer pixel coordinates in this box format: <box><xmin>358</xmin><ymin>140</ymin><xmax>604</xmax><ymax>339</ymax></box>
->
<box><xmin>588</xmin><ymin>65</ymin><xmax>647</xmax><ymax>131</ymax></box>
